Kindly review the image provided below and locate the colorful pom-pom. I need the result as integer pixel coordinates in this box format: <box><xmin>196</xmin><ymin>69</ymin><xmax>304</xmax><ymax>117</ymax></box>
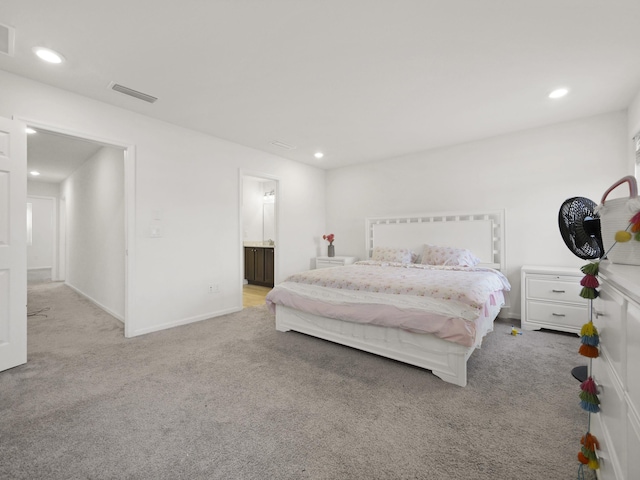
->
<box><xmin>580</xmin><ymin>322</ymin><xmax>599</xmax><ymax>346</ymax></box>
<box><xmin>630</xmin><ymin>211</ymin><xmax>640</xmax><ymax>224</ymax></box>
<box><xmin>580</xmin><ymin>287</ymin><xmax>598</xmax><ymax>299</ymax></box>
<box><xmin>581</xmin><ymin>433</ymin><xmax>600</xmax><ymax>451</ymax></box>
<box><xmin>579</xmin><ymin>391</ymin><xmax>600</xmax><ymax>410</ymax></box>
<box><xmin>579</xmin><ymin>344</ymin><xmax>599</xmax><ymax>358</ymax></box>
<box><xmin>580</xmin><ymin>322</ymin><xmax>598</xmax><ymax>337</ymax></box>
<box><xmin>588</xmin><ymin>458</ymin><xmax>600</xmax><ymax>470</ymax></box>
<box><xmin>578</xmin><ymin>451</ymin><xmax>589</xmax><ymax>464</ymax></box>
<box><xmin>615</xmin><ymin>230</ymin><xmax>632</xmax><ymax>242</ymax></box>
<box><xmin>580</xmin><ymin>275</ymin><xmax>599</xmax><ymax>288</ymax></box>
<box><xmin>580</xmin><ymin>262</ymin><xmax>599</xmax><ymax>276</ymax></box>
<box><xmin>632</xmin><ymin>222</ymin><xmax>640</xmax><ymax>233</ymax></box>
<box><xmin>580</xmin><ymin>377</ymin><xmax>598</xmax><ymax>395</ymax></box>
<box><xmin>581</xmin><ymin>334</ymin><xmax>599</xmax><ymax>346</ymax></box>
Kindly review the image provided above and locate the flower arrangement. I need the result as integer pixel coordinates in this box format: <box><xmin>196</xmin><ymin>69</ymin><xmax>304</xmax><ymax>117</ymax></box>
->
<box><xmin>322</xmin><ymin>233</ymin><xmax>335</xmax><ymax>245</ymax></box>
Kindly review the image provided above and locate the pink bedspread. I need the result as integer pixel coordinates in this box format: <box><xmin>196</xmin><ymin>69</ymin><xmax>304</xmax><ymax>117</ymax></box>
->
<box><xmin>265</xmin><ymin>261</ymin><xmax>511</xmax><ymax>347</ymax></box>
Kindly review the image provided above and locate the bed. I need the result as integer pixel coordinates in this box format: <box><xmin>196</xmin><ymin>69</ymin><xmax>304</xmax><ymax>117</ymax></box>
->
<box><xmin>266</xmin><ymin>211</ymin><xmax>510</xmax><ymax>386</ymax></box>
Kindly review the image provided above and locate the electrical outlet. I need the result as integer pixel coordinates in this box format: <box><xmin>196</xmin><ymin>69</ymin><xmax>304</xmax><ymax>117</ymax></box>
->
<box><xmin>208</xmin><ymin>284</ymin><xmax>220</xmax><ymax>294</ymax></box>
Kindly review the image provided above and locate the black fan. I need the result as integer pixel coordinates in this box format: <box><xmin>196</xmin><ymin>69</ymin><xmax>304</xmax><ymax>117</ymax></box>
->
<box><xmin>558</xmin><ymin>196</ymin><xmax>604</xmax><ymax>383</ymax></box>
<box><xmin>558</xmin><ymin>197</ymin><xmax>604</xmax><ymax>260</ymax></box>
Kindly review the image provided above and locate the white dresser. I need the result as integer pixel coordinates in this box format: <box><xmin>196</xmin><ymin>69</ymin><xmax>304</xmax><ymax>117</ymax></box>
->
<box><xmin>520</xmin><ymin>265</ymin><xmax>587</xmax><ymax>334</ymax></box>
<box><xmin>314</xmin><ymin>256</ymin><xmax>358</xmax><ymax>269</ymax></box>
<box><xmin>590</xmin><ymin>262</ymin><xmax>640</xmax><ymax>480</ymax></box>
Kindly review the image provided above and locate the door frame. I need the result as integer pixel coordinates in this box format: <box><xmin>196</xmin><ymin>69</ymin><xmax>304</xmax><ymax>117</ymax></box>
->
<box><xmin>18</xmin><ymin>117</ymin><xmax>137</xmax><ymax>337</ymax></box>
<box><xmin>238</xmin><ymin>169</ymin><xmax>280</xmax><ymax>307</ymax></box>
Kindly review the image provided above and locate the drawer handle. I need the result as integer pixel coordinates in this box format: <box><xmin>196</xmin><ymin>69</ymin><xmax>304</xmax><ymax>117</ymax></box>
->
<box><xmin>551</xmin><ymin>313</ymin><xmax>566</xmax><ymax>317</ymax></box>
<box><xmin>552</xmin><ymin>289</ymin><xmax>566</xmax><ymax>293</ymax></box>
<box><xmin>594</xmin><ymin>310</ymin><xmax>604</xmax><ymax>319</ymax></box>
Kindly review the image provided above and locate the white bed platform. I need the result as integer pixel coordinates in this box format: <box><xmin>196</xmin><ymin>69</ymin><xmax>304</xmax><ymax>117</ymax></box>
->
<box><xmin>275</xmin><ymin>210</ymin><xmax>506</xmax><ymax>387</ymax></box>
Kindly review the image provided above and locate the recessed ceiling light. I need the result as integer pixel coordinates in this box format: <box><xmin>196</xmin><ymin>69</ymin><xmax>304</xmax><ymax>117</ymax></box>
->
<box><xmin>25</xmin><ymin>127</ymin><xmax>36</xmax><ymax>134</ymax></box>
<box><xmin>32</xmin><ymin>46</ymin><xmax>65</xmax><ymax>64</ymax></box>
<box><xmin>29</xmin><ymin>171</ymin><xmax>41</xmax><ymax>176</ymax></box>
<box><xmin>314</xmin><ymin>152</ymin><xmax>324</xmax><ymax>159</ymax></box>
<box><xmin>549</xmin><ymin>88</ymin><xmax>569</xmax><ymax>99</ymax></box>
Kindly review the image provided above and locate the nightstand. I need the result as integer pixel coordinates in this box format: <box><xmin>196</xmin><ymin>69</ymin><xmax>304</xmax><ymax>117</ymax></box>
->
<box><xmin>314</xmin><ymin>256</ymin><xmax>358</xmax><ymax>269</ymax></box>
<box><xmin>521</xmin><ymin>265</ymin><xmax>587</xmax><ymax>334</ymax></box>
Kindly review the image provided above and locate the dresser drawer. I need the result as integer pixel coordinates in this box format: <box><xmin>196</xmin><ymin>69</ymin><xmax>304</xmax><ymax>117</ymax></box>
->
<box><xmin>526</xmin><ymin>276</ymin><xmax>586</xmax><ymax>304</ymax></box>
<box><xmin>316</xmin><ymin>259</ymin><xmax>346</xmax><ymax>268</ymax></box>
<box><xmin>525</xmin><ymin>300</ymin><xmax>587</xmax><ymax>330</ymax></box>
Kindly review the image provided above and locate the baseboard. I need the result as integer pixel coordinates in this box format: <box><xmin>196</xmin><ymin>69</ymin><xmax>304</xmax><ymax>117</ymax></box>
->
<box><xmin>129</xmin><ymin>306</ymin><xmax>243</xmax><ymax>337</ymax></box>
<box><xmin>64</xmin><ymin>282</ymin><xmax>124</xmax><ymax>323</ymax></box>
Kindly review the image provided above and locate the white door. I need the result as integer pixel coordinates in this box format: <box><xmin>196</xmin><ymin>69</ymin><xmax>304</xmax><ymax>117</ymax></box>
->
<box><xmin>0</xmin><ymin>117</ymin><xmax>27</xmax><ymax>372</ymax></box>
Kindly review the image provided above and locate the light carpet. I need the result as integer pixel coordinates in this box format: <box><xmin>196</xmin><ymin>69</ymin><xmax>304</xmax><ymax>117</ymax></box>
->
<box><xmin>0</xmin><ymin>282</ymin><xmax>592</xmax><ymax>479</ymax></box>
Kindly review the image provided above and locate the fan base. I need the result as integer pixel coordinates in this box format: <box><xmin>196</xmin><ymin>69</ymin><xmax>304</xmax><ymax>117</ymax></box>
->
<box><xmin>571</xmin><ymin>365</ymin><xmax>588</xmax><ymax>382</ymax></box>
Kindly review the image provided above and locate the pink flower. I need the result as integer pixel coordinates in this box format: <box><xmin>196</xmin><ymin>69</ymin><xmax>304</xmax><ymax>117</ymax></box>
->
<box><xmin>322</xmin><ymin>233</ymin><xmax>335</xmax><ymax>244</ymax></box>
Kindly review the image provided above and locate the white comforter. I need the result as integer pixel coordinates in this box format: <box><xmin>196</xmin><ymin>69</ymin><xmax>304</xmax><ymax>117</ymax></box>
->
<box><xmin>265</xmin><ymin>261</ymin><xmax>511</xmax><ymax>347</ymax></box>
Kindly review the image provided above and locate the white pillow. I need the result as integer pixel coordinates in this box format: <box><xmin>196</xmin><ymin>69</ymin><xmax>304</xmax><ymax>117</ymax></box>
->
<box><xmin>420</xmin><ymin>245</ymin><xmax>480</xmax><ymax>267</ymax></box>
<box><xmin>371</xmin><ymin>246</ymin><xmax>414</xmax><ymax>264</ymax></box>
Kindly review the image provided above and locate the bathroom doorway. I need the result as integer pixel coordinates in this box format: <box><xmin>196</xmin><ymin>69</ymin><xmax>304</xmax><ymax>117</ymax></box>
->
<box><xmin>240</xmin><ymin>172</ymin><xmax>279</xmax><ymax>308</ymax></box>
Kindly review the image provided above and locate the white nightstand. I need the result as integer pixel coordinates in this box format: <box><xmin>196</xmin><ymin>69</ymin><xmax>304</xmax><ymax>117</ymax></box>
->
<box><xmin>315</xmin><ymin>256</ymin><xmax>358</xmax><ymax>269</ymax></box>
<box><xmin>521</xmin><ymin>265</ymin><xmax>587</xmax><ymax>334</ymax></box>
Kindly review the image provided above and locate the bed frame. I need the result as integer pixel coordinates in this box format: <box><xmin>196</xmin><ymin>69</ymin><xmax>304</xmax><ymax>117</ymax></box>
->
<box><xmin>275</xmin><ymin>210</ymin><xmax>506</xmax><ymax>387</ymax></box>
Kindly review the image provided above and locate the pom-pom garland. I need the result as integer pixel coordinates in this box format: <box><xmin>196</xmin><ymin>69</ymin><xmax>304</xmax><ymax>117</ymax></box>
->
<box><xmin>576</xmin><ymin>261</ymin><xmax>604</xmax><ymax>474</ymax></box>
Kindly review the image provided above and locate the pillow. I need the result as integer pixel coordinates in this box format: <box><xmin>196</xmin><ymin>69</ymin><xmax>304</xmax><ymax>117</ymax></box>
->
<box><xmin>371</xmin><ymin>246</ymin><xmax>414</xmax><ymax>264</ymax></box>
<box><xmin>420</xmin><ymin>245</ymin><xmax>480</xmax><ymax>267</ymax></box>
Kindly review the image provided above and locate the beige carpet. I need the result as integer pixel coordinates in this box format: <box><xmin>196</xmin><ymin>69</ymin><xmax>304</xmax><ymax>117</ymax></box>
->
<box><xmin>0</xmin><ymin>282</ymin><xmax>593</xmax><ymax>479</ymax></box>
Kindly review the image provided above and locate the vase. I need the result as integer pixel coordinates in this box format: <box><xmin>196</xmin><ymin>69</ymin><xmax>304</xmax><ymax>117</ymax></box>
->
<box><xmin>328</xmin><ymin>244</ymin><xmax>335</xmax><ymax>257</ymax></box>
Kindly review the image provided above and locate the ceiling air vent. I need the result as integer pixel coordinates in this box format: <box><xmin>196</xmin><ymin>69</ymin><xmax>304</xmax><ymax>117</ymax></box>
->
<box><xmin>0</xmin><ymin>23</ymin><xmax>15</xmax><ymax>56</ymax></box>
<box><xmin>270</xmin><ymin>140</ymin><xmax>296</xmax><ymax>150</ymax></box>
<box><xmin>108</xmin><ymin>82</ymin><xmax>158</xmax><ymax>103</ymax></box>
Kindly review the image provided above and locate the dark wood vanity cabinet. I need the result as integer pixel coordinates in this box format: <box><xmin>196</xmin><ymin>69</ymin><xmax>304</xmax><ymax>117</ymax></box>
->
<box><xmin>244</xmin><ymin>247</ymin><xmax>274</xmax><ymax>287</ymax></box>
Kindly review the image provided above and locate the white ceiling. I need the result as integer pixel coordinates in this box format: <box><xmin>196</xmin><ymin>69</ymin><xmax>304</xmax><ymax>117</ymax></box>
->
<box><xmin>3</xmin><ymin>1</ymin><xmax>640</xmax><ymax>172</ymax></box>
<box><xmin>27</xmin><ymin>129</ymin><xmax>104</xmax><ymax>183</ymax></box>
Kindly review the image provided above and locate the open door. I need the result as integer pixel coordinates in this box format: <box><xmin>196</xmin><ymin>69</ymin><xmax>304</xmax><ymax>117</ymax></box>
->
<box><xmin>0</xmin><ymin>116</ymin><xmax>27</xmax><ymax>371</ymax></box>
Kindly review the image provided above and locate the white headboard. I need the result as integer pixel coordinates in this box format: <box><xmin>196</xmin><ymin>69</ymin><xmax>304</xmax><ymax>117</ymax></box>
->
<box><xmin>365</xmin><ymin>210</ymin><xmax>505</xmax><ymax>270</ymax></box>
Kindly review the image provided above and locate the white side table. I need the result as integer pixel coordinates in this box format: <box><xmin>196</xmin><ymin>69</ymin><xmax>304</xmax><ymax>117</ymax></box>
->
<box><xmin>315</xmin><ymin>256</ymin><xmax>358</xmax><ymax>269</ymax></box>
<box><xmin>521</xmin><ymin>265</ymin><xmax>587</xmax><ymax>334</ymax></box>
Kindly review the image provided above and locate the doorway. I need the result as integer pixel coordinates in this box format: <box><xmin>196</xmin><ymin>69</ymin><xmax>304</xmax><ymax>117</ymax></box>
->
<box><xmin>240</xmin><ymin>172</ymin><xmax>279</xmax><ymax>308</ymax></box>
<box><xmin>25</xmin><ymin>122</ymin><xmax>133</xmax><ymax>333</ymax></box>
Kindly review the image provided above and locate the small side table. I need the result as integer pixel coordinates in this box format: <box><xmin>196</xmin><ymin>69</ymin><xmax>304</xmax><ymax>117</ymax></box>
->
<box><xmin>314</xmin><ymin>256</ymin><xmax>358</xmax><ymax>269</ymax></box>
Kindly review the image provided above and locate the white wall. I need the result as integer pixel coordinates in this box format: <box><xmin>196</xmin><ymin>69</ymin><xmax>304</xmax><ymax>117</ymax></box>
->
<box><xmin>242</xmin><ymin>178</ymin><xmax>265</xmax><ymax>242</ymax></box>
<box><xmin>325</xmin><ymin>111</ymin><xmax>630</xmax><ymax>318</ymax></box>
<box><xmin>27</xmin><ymin>181</ymin><xmax>61</xmax><ymax>282</ymax></box>
<box><xmin>61</xmin><ymin>146</ymin><xmax>125</xmax><ymax>320</ymax></box>
<box><xmin>628</xmin><ymin>89</ymin><xmax>640</xmax><ymax>178</ymax></box>
<box><xmin>0</xmin><ymin>70</ymin><xmax>326</xmax><ymax>336</ymax></box>
<box><xmin>27</xmin><ymin>181</ymin><xmax>60</xmax><ymax>198</ymax></box>
<box><xmin>26</xmin><ymin>196</ymin><xmax>54</xmax><ymax>269</ymax></box>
